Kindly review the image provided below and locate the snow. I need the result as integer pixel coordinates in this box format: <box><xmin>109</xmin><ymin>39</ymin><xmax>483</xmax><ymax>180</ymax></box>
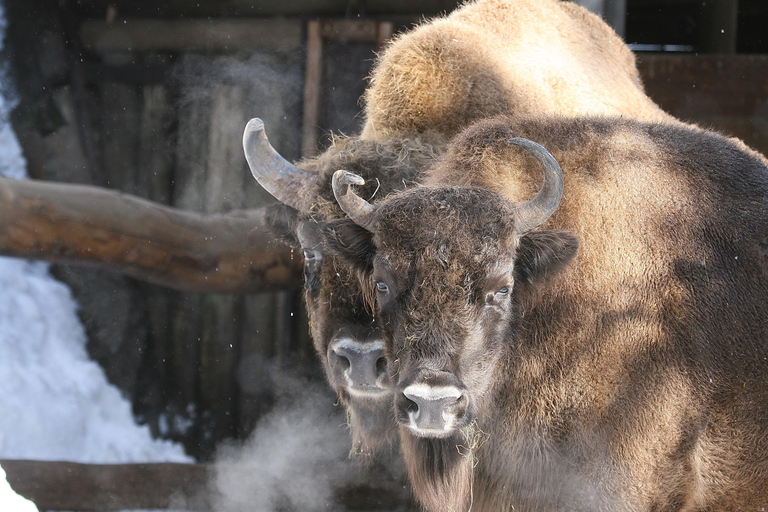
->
<box><xmin>0</xmin><ymin>5</ymin><xmax>190</xmax><ymax>510</ymax></box>
<box><xmin>0</xmin><ymin>466</ymin><xmax>36</xmax><ymax>512</ymax></box>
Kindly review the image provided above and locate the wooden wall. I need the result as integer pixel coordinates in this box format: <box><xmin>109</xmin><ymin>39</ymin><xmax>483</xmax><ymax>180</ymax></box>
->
<box><xmin>3</xmin><ymin>0</ymin><xmax>768</xmax><ymax>462</ymax></box>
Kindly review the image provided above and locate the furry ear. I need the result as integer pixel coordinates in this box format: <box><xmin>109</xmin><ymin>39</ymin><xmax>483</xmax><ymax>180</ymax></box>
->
<box><xmin>514</xmin><ymin>230</ymin><xmax>578</xmax><ymax>287</ymax></box>
<box><xmin>263</xmin><ymin>203</ymin><xmax>300</xmax><ymax>247</ymax></box>
<box><xmin>322</xmin><ymin>218</ymin><xmax>377</xmax><ymax>274</ymax></box>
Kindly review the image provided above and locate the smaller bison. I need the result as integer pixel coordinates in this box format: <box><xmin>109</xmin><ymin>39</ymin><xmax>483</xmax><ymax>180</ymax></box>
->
<box><xmin>243</xmin><ymin>118</ymin><xmax>435</xmax><ymax>455</ymax></box>
<box><xmin>326</xmin><ymin>115</ymin><xmax>768</xmax><ymax>511</ymax></box>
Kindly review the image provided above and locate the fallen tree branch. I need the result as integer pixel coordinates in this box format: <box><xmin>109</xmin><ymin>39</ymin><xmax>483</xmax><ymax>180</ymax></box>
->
<box><xmin>0</xmin><ymin>177</ymin><xmax>302</xmax><ymax>293</ymax></box>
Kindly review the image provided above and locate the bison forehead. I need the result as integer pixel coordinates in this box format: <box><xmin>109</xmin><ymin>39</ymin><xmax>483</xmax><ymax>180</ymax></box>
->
<box><xmin>303</xmin><ymin>136</ymin><xmax>436</xmax><ymax>221</ymax></box>
<box><xmin>375</xmin><ymin>186</ymin><xmax>519</xmax><ymax>262</ymax></box>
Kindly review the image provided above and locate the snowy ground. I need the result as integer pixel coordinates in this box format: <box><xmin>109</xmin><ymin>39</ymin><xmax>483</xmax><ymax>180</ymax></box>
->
<box><xmin>0</xmin><ymin>7</ymin><xmax>190</xmax><ymax>510</ymax></box>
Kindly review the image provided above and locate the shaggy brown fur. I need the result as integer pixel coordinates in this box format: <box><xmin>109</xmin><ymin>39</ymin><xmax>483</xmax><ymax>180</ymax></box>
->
<box><xmin>361</xmin><ymin>0</ymin><xmax>672</xmax><ymax>144</ymax></box>
<box><xmin>324</xmin><ymin>115</ymin><xmax>768</xmax><ymax>511</ymax></box>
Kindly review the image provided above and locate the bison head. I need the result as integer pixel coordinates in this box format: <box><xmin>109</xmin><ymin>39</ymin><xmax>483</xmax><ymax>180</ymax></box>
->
<box><xmin>324</xmin><ymin>139</ymin><xmax>577</xmax><ymax>492</ymax></box>
<box><xmin>242</xmin><ymin>118</ymin><xmax>435</xmax><ymax>455</ymax></box>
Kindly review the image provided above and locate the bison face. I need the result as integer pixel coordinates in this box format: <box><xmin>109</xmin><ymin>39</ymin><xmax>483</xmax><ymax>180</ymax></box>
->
<box><xmin>265</xmin><ymin>205</ymin><xmax>390</xmax><ymax>403</ymax></box>
<box><xmin>327</xmin><ymin>138</ymin><xmax>576</xmax><ymax>446</ymax></box>
<box><xmin>326</xmin><ymin>186</ymin><xmax>578</xmax><ymax>444</ymax></box>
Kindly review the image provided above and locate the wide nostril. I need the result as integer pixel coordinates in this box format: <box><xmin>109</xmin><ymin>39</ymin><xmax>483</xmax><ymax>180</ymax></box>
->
<box><xmin>403</xmin><ymin>395</ymin><xmax>419</xmax><ymax>415</ymax></box>
<box><xmin>399</xmin><ymin>381</ymin><xmax>470</xmax><ymax>435</ymax></box>
<box><xmin>329</xmin><ymin>348</ymin><xmax>351</xmax><ymax>371</ymax></box>
<box><xmin>328</xmin><ymin>338</ymin><xmax>388</xmax><ymax>390</ymax></box>
<box><xmin>375</xmin><ymin>356</ymin><xmax>388</xmax><ymax>377</ymax></box>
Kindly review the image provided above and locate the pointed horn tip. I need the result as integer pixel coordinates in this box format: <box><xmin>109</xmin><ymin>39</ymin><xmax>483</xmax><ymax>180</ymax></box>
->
<box><xmin>245</xmin><ymin>118</ymin><xmax>265</xmax><ymax>132</ymax></box>
<box><xmin>333</xmin><ymin>170</ymin><xmax>366</xmax><ymax>187</ymax></box>
<box><xmin>243</xmin><ymin>118</ymin><xmax>265</xmax><ymax>146</ymax></box>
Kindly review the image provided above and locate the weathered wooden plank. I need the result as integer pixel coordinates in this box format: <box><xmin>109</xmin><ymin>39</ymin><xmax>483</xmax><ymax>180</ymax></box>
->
<box><xmin>80</xmin><ymin>19</ymin><xmax>302</xmax><ymax>53</ymax></box>
<box><xmin>2</xmin><ymin>460</ymin><xmax>414</xmax><ymax>511</ymax></box>
<box><xmin>73</xmin><ymin>0</ymin><xmax>461</xmax><ymax>18</ymax></box>
<box><xmin>100</xmin><ymin>82</ymin><xmax>142</xmax><ymax>192</ymax></box>
<box><xmin>637</xmin><ymin>54</ymin><xmax>768</xmax><ymax>115</ymax></box>
<box><xmin>319</xmin><ymin>19</ymin><xmax>379</xmax><ymax>43</ymax></box>
<box><xmin>2</xmin><ymin>460</ymin><xmax>212</xmax><ymax>511</ymax></box>
<box><xmin>138</xmin><ymin>84</ymin><xmax>174</xmax><ymax>203</ymax></box>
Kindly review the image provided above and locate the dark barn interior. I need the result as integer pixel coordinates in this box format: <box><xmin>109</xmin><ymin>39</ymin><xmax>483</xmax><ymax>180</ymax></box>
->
<box><xmin>1</xmin><ymin>0</ymin><xmax>768</xmax><ymax>509</ymax></box>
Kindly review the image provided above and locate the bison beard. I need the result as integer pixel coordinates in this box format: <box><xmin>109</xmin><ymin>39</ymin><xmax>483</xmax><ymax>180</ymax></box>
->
<box><xmin>400</xmin><ymin>429</ymin><xmax>481</xmax><ymax>512</ymax></box>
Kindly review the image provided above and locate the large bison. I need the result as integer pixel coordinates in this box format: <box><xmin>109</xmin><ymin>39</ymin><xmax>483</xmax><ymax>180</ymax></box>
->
<box><xmin>244</xmin><ymin>0</ymin><xmax>671</xmax><ymax>455</ymax></box>
<box><xmin>327</xmin><ymin>114</ymin><xmax>768</xmax><ymax>511</ymax></box>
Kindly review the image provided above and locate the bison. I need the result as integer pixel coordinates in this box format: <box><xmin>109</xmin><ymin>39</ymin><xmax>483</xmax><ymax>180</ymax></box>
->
<box><xmin>326</xmin><ymin>114</ymin><xmax>768</xmax><ymax>511</ymax></box>
<box><xmin>244</xmin><ymin>0</ymin><xmax>673</xmax><ymax>456</ymax></box>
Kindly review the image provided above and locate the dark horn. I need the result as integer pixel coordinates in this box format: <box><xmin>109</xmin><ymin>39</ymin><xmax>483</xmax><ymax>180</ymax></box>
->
<box><xmin>243</xmin><ymin>118</ymin><xmax>317</xmax><ymax>212</ymax></box>
<box><xmin>332</xmin><ymin>170</ymin><xmax>376</xmax><ymax>232</ymax></box>
<box><xmin>508</xmin><ymin>138</ymin><xmax>564</xmax><ymax>233</ymax></box>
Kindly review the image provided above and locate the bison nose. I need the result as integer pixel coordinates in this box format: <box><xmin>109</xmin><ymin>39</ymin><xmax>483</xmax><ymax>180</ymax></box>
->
<box><xmin>328</xmin><ymin>337</ymin><xmax>389</xmax><ymax>398</ymax></box>
<box><xmin>397</xmin><ymin>382</ymin><xmax>469</xmax><ymax>438</ymax></box>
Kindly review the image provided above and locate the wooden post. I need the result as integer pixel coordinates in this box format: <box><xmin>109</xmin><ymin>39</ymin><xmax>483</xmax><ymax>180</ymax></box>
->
<box><xmin>301</xmin><ymin>20</ymin><xmax>395</xmax><ymax>159</ymax></box>
<box><xmin>377</xmin><ymin>21</ymin><xmax>395</xmax><ymax>49</ymax></box>
<box><xmin>302</xmin><ymin>20</ymin><xmax>323</xmax><ymax>159</ymax></box>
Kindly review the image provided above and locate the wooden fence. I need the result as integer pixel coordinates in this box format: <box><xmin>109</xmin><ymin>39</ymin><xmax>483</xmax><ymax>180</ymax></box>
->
<box><xmin>2</xmin><ymin>460</ymin><xmax>411</xmax><ymax>511</ymax></box>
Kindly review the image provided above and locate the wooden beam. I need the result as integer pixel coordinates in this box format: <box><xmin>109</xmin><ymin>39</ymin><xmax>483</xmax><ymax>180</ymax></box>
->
<box><xmin>2</xmin><ymin>460</ymin><xmax>211</xmax><ymax>511</ymax></box>
<box><xmin>2</xmin><ymin>459</ymin><xmax>413</xmax><ymax>511</ymax></box>
<box><xmin>0</xmin><ymin>177</ymin><xmax>303</xmax><ymax>293</ymax></box>
<box><xmin>377</xmin><ymin>22</ymin><xmax>395</xmax><ymax>49</ymax></box>
<box><xmin>80</xmin><ymin>19</ymin><xmax>303</xmax><ymax>53</ymax></box>
<box><xmin>319</xmin><ymin>19</ymin><xmax>379</xmax><ymax>43</ymax></box>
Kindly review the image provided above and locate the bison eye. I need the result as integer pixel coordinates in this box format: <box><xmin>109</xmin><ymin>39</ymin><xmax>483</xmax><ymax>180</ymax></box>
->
<box><xmin>486</xmin><ymin>285</ymin><xmax>512</xmax><ymax>309</ymax></box>
<box><xmin>376</xmin><ymin>281</ymin><xmax>389</xmax><ymax>294</ymax></box>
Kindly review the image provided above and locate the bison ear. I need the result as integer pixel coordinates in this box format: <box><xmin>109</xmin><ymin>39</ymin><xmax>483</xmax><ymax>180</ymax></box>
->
<box><xmin>263</xmin><ymin>203</ymin><xmax>300</xmax><ymax>247</ymax></box>
<box><xmin>323</xmin><ymin>218</ymin><xmax>377</xmax><ymax>273</ymax></box>
<box><xmin>514</xmin><ymin>230</ymin><xmax>578</xmax><ymax>287</ymax></box>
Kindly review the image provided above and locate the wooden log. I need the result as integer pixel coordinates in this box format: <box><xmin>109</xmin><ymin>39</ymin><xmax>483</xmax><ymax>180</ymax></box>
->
<box><xmin>0</xmin><ymin>177</ymin><xmax>303</xmax><ymax>293</ymax></box>
<box><xmin>1</xmin><ymin>460</ymin><xmax>212</xmax><ymax>511</ymax></box>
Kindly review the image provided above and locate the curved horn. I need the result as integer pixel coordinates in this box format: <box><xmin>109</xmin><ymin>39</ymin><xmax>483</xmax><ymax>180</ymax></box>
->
<box><xmin>243</xmin><ymin>118</ymin><xmax>317</xmax><ymax>212</ymax></box>
<box><xmin>508</xmin><ymin>138</ymin><xmax>564</xmax><ymax>233</ymax></box>
<box><xmin>332</xmin><ymin>170</ymin><xmax>376</xmax><ymax>232</ymax></box>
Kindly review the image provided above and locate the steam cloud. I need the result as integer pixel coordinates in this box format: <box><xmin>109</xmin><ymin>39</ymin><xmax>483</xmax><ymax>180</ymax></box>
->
<box><xmin>208</xmin><ymin>368</ymin><xmax>362</xmax><ymax>512</ymax></box>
